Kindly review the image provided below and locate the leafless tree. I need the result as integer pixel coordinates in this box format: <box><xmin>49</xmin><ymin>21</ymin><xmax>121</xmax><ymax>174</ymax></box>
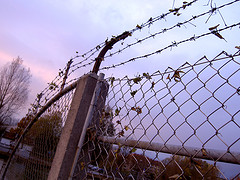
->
<box><xmin>0</xmin><ymin>57</ymin><xmax>31</xmax><ymax>133</ymax></box>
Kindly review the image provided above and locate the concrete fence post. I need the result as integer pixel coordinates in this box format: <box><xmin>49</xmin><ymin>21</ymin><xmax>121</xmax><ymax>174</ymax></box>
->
<box><xmin>71</xmin><ymin>73</ymin><xmax>109</xmax><ymax>179</ymax></box>
<box><xmin>48</xmin><ymin>73</ymin><xmax>98</xmax><ymax>180</ymax></box>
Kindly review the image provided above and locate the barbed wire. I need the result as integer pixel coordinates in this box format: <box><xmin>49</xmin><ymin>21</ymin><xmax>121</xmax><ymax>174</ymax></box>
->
<box><xmin>63</xmin><ymin>0</ymin><xmax>240</xmax><ymax>84</ymax></box>
<box><xmin>20</xmin><ymin>0</ymin><xmax>237</xmax><ymax>143</ymax></box>
<box><xmin>27</xmin><ymin>45</ymin><xmax>104</xmax><ymax>115</ymax></box>
<box><xmin>62</xmin><ymin>0</ymin><xmax>201</xmax><ymax>76</ymax></box>
<box><xmin>26</xmin><ymin>0</ymin><xmax>202</xmax><ymax>116</ymax></box>
<box><xmin>3</xmin><ymin>0</ymin><xmax>240</xmax><ymax>179</ymax></box>
<box><xmin>72</xmin><ymin>48</ymin><xmax>240</xmax><ymax>179</ymax></box>
<box><xmin>26</xmin><ymin>0</ymin><xmax>239</xmax><ymax>124</ymax></box>
<box><xmin>105</xmin><ymin>49</ymin><xmax>240</xmax><ymax>83</ymax></box>
<box><xmin>129</xmin><ymin>0</ymin><xmax>198</xmax><ymax>34</ymax></box>
<box><xmin>103</xmin><ymin>0</ymin><xmax>240</xmax><ymax>60</ymax></box>
<box><xmin>100</xmin><ymin>22</ymin><xmax>240</xmax><ymax>71</ymax></box>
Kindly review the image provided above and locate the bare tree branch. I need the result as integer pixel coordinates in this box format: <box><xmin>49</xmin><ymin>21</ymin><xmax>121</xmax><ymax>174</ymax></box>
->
<box><xmin>0</xmin><ymin>57</ymin><xmax>31</xmax><ymax>126</ymax></box>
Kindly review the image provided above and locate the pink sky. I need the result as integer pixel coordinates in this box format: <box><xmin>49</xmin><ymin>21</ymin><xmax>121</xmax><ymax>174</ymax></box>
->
<box><xmin>0</xmin><ymin>1</ymin><xmax>239</xmax><ymax>177</ymax></box>
<box><xmin>0</xmin><ymin>0</ymin><xmax>239</xmax><ymax>116</ymax></box>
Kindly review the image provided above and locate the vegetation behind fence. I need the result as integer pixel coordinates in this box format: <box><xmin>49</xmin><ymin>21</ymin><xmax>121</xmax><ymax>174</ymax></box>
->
<box><xmin>1</xmin><ymin>0</ymin><xmax>240</xmax><ymax>179</ymax></box>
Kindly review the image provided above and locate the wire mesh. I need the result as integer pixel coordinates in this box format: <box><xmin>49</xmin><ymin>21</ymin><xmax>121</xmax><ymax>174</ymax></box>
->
<box><xmin>1</xmin><ymin>0</ymin><xmax>239</xmax><ymax>179</ymax></box>
<box><xmin>73</xmin><ymin>50</ymin><xmax>240</xmax><ymax>179</ymax></box>
<box><xmin>3</xmin><ymin>89</ymin><xmax>75</xmax><ymax>180</ymax></box>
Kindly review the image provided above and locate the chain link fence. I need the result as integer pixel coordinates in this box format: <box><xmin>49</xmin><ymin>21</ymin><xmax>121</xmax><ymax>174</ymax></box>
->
<box><xmin>73</xmin><ymin>50</ymin><xmax>240</xmax><ymax>179</ymax></box>
<box><xmin>2</xmin><ymin>88</ymin><xmax>75</xmax><ymax>180</ymax></box>
<box><xmin>1</xmin><ymin>0</ymin><xmax>239</xmax><ymax>179</ymax></box>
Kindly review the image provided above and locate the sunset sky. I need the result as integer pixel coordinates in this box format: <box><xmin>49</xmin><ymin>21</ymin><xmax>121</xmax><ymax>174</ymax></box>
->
<box><xmin>0</xmin><ymin>1</ymin><xmax>239</xmax><ymax>178</ymax></box>
<box><xmin>0</xmin><ymin>0</ymin><xmax>239</xmax><ymax>114</ymax></box>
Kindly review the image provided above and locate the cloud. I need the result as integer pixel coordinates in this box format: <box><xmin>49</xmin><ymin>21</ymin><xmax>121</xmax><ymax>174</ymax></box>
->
<box><xmin>0</xmin><ymin>0</ymin><xmax>239</xmax><ymax>113</ymax></box>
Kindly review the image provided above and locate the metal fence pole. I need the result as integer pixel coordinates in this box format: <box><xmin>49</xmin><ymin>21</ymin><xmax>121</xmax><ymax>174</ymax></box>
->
<box><xmin>47</xmin><ymin>73</ymin><xmax>98</xmax><ymax>180</ymax></box>
<box><xmin>98</xmin><ymin>136</ymin><xmax>240</xmax><ymax>164</ymax></box>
